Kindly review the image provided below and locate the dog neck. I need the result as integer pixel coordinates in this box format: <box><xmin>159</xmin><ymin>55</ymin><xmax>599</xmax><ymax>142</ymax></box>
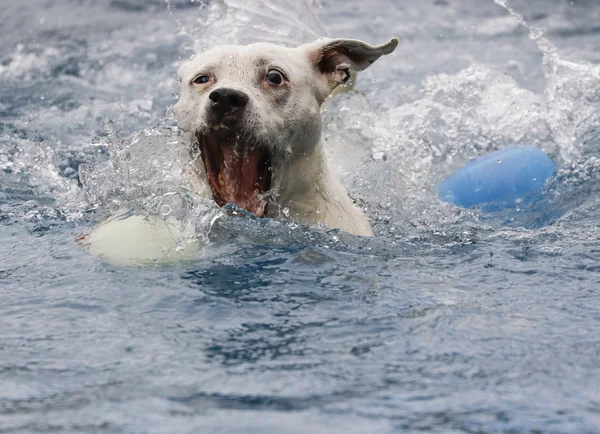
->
<box><xmin>272</xmin><ymin>142</ymin><xmax>373</xmax><ymax>236</ymax></box>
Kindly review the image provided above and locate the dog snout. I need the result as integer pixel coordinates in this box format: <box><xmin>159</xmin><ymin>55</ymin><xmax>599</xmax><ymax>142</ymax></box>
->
<box><xmin>208</xmin><ymin>88</ymin><xmax>249</xmax><ymax>119</ymax></box>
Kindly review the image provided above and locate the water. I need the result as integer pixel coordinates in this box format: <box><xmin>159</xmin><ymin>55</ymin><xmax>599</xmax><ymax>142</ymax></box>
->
<box><xmin>2</xmin><ymin>0</ymin><xmax>600</xmax><ymax>432</ymax></box>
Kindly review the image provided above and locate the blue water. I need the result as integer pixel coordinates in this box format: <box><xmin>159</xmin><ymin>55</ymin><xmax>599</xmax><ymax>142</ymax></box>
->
<box><xmin>2</xmin><ymin>0</ymin><xmax>600</xmax><ymax>432</ymax></box>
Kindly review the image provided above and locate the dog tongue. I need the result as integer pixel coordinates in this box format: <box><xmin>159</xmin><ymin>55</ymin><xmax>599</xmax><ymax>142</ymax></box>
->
<box><xmin>201</xmin><ymin>133</ymin><xmax>271</xmax><ymax>217</ymax></box>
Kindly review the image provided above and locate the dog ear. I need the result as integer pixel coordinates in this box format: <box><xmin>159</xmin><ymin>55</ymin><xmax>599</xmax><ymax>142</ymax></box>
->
<box><xmin>305</xmin><ymin>37</ymin><xmax>398</xmax><ymax>87</ymax></box>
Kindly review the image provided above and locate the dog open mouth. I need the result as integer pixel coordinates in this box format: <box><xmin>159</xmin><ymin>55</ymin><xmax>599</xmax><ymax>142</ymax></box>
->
<box><xmin>196</xmin><ymin>130</ymin><xmax>272</xmax><ymax>217</ymax></box>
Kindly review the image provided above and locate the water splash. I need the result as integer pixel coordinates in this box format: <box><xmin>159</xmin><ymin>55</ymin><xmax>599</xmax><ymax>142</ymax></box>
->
<box><xmin>494</xmin><ymin>0</ymin><xmax>600</xmax><ymax>163</ymax></box>
<box><xmin>324</xmin><ymin>64</ymin><xmax>553</xmax><ymax>236</ymax></box>
<box><xmin>315</xmin><ymin>1</ymin><xmax>600</xmax><ymax>240</ymax></box>
<box><xmin>165</xmin><ymin>0</ymin><xmax>325</xmax><ymax>52</ymax></box>
<box><xmin>3</xmin><ymin>0</ymin><xmax>600</xmax><ymax>251</ymax></box>
<box><xmin>78</xmin><ymin>127</ymin><xmax>218</xmax><ymax>223</ymax></box>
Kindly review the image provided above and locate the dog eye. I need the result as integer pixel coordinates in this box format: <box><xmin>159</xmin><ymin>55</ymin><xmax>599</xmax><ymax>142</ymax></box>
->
<box><xmin>265</xmin><ymin>69</ymin><xmax>285</xmax><ymax>86</ymax></box>
<box><xmin>192</xmin><ymin>75</ymin><xmax>211</xmax><ymax>85</ymax></box>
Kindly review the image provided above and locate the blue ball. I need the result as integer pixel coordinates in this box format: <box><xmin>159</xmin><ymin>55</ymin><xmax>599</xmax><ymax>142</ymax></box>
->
<box><xmin>437</xmin><ymin>146</ymin><xmax>557</xmax><ymax>209</ymax></box>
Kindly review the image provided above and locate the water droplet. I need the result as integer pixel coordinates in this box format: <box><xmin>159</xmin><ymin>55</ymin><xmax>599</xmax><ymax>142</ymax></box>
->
<box><xmin>497</xmin><ymin>159</ymin><xmax>502</xmax><ymax>163</ymax></box>
<box><xmin>316</xmin><ymin>208</ymin><xmax>321</xmax><ymax>214</ymax></box>
<box><xmin>160</xmin><ymin>205</ymin><xmax>172</xmax><ymax>216</ymax></box>
<box><xmin>40</xmin><ymin>94</ymin><xmax>45</xmax><ymax>100</ymax></box>
<box><xmin>282</xmin><ymin>207</ymin><xmax>290</xmax><ymax>217</ymax></box>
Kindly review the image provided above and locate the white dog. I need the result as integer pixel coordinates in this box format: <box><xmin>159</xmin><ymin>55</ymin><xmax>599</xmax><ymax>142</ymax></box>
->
<box><xmin>79</xmin><ymin>37</ymin><xmax>398</xmax><ymax>264</ymax></box>
<box><xmin>176</xmin><ymin>37</ymin><xmax>398</xmax><ymax>236</ymax></box>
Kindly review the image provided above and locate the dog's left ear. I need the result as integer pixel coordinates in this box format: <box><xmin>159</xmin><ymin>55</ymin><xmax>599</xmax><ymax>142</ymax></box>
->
<box><xmin>305</xmin><ymin>37</ymin><xmax>398</xmax><ymax>88</ymax></box>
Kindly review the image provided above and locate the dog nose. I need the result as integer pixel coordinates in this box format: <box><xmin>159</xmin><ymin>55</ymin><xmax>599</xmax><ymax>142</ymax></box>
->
<box><xmin>208</xmin><ymin>88</ymin><xmax>249</xmax><ymax>117</ymax></box>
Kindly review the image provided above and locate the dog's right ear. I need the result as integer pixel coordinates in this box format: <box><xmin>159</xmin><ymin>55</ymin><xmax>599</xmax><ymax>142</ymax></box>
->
<box><xmin>304</xmin><ymin>37</ymin><xmax>398</xmax><ymax>89</ymax></box>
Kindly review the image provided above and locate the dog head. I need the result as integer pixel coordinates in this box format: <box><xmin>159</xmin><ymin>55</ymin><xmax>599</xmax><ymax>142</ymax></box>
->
<box><xmin>174</xmin><ymin>37</ymin><xmax>398</xmax><ymax>217</ymax></box>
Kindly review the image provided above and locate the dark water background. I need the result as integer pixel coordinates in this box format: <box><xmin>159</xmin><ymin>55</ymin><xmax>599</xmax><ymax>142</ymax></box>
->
<box><xmin>2</xmin><ymin>0</ymin><xmax>600</xmax><ymax>432</ymax></box>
